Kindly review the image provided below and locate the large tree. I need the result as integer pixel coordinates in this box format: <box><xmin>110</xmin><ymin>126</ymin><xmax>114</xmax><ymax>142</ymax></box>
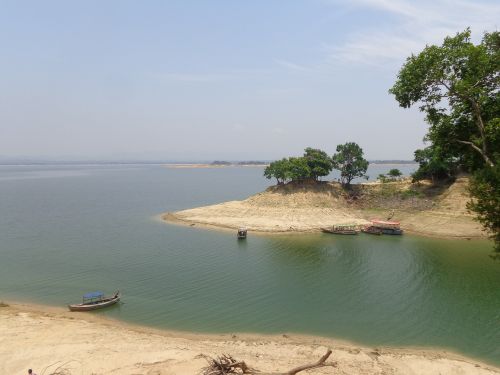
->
<box><xmin>303</xmin><ymin>147</ymin><xmax>333</xmax><ymax>180</ymax></box>
<box><xmin>389</xmin><ymin>29</ymin><xmax>499</xmax><ymax>168</ymax></box>
<box><xmin>390</xmin><ymin>29</ymin><xmax>500</xmax><ymax>255</ymax></box>
<box><xmin>331</xmin><ymin>142</ymin><xmax>369</xmax><ymax>187</ymax></box>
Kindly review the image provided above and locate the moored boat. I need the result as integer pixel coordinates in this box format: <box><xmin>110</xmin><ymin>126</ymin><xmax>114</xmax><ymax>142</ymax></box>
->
<box><xmin>237</xmin><ymin>227</ymin><xmax>247</xmax><ymax>239</ymax></box>
<box><xmin>321</xmin><ymin>224</ymin><xmax>359</xmax><ymax>235</ymax></box>
<box><xmin>380</xmin><ymin>227</ymin><xmax>404</xmax><ymax>235</ymax></box>
<box><xmin>370</xmin><ymin>220</ymin><xmax>403</xmax><ymax>235</ymax></box>
<box><xmin>68</xmin><ymin>291</ymin><xmax>120</xmax><ymax>312</ymax></box>
<box><xmin>361</xmin><ymin>225</ymin><xmax>382</xmax><ymax>235</ymax></box>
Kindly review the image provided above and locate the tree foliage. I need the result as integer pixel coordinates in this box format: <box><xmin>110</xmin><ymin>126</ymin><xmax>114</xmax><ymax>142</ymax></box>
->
<box><xmin>303</xmin><ymin>147</ymin><xmax>334</xmax><ymax>180</ymax></box>
<box><xmin>331</xmin><ymin>142</ymin><xmax>369</xmax><ymax>186</ymax></box>
<box><xmin>389</xmin><ymin>29</ymin><xmax>499</xmax><ymax>169</ymax></box>
<box><xmin>287</xmin><ymin>156</ymin><xmax>312</xmax><ymax>182</ymax></box>
<box><xmin>467</xmin><ymin>165</ymin><xmax>500</xmax><ymax>257</ymax></box>
<box><xmin>411</xmin><ymin>146</ymin><xmax>457</xmax><ymax>183</ymax></box>
<box><xmin>387</xmin><ymin>169</ymin><xmax>403</xmax><ymax>178</ymax></box>
<box><xmin>390</xmin><ymin>29</ymin><xmax>500</xmax><ymax>255</ymax></box>
<box><xmin>264</xmin><ymin>158</ymin><xmax>290</xmax><ymax>184</ymax></box>
<box><xmin>264</xmin><ymin>145</ymin><xmax>369</xmax><ymax>186</ymax></box>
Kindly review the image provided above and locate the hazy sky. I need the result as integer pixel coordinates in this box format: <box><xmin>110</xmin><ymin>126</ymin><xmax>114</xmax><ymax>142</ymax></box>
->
<box><xmin>1</xmin><ymin>0</ymin><xmax>499</xmax><ymax>160</ymax></box>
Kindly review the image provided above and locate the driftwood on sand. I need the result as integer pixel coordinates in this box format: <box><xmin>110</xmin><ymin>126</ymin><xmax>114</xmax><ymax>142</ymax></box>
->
<box><xmin>201</xmin><ymin>349</ymin><xmax>336</xmax><ymax>375</ymax></box>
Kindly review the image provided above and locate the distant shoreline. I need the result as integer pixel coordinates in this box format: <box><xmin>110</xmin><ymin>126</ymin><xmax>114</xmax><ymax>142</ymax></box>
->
<box><xmin>0</xmin><ymin>160</ymin><xmax>417</xmax><ymax>167</ymax></box>
<box><xmin>163</xmin><ymin>163</ymin><xmax>268</xmax><ymax>169</ymax></box>
<box><xmin>162</xmin><ymin>162</ymin><xmax>418</xmax><ymax>169</ymax></box>
<box><xmin>1</xmin><ymin>301</ymin><xmax>499</xmax><ymax>374</ymax></box>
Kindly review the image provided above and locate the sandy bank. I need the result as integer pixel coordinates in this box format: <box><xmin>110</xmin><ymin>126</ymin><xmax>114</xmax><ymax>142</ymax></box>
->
<box><xmin>1</xmin><ymin>303</ymin><xmax>498</xmax><ymax>375</ymax></box>
<box><xmin>163</xmin><ymin>177</ymin><xmax>485</xmax><ymax>238</ymax></box>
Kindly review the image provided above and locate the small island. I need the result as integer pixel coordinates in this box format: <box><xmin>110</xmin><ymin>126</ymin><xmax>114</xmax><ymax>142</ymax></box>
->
<box><xmin>163</xmin><ymin>146</ymin><xmax>485</xmax><ymax>239</ymax></box>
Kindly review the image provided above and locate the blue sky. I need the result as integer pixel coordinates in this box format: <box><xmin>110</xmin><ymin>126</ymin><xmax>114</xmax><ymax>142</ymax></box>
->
<box><xmin>1</xmin><ymin>0</ymin><xmax>499</xmax><ymax>160</ymax></box>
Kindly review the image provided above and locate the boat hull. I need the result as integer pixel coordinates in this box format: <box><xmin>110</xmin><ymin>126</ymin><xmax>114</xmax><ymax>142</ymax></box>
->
<box><xmin>321</xmin><ymin>228</ymin><xmax>358</xmax><ymax>235</ymax></box>
<box><xmin>381</xmin><ymin>228</ymin><xmax>403</xmax><ymax>235</ymax></box>
<box><xmin>68</xmin><ymin>295</ymin><xmax>120</xmax><ymax>312</ymax></box>
<box><xmin>361</xmin><ymin>227</ymin><xmax>382</xmax><ymax>235</ymax></box>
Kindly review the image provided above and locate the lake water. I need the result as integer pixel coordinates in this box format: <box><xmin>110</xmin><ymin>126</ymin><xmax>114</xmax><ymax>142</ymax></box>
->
<box><xmin>0</xmin><ymin>164</ymin><xmax>499</xmax><ymax>365</ymax></box>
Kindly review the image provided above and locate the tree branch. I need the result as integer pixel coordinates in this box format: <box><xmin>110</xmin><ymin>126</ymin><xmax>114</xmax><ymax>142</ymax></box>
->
<box><xmin>456</xmin><ymin>140</ymin><xmax>494</xmax><ymax>166</ymax></box>
<box><xmin>438</xmin><ymin>80</ymin><xmax>491</xmax><ymax>166</ymax></box>
<box><xmin>285</xmin><ymin>349</ymin><xmax>334</xmax><ymax>375</ymax></box>
<box><xmin>200</xmin><ymin>349</ymin><xmax>336</xmax><ymax>375</ymax></box>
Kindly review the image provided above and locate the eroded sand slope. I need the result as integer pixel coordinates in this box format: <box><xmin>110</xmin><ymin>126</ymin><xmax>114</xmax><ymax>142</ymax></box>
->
<box><xmin>164</xmin><ymin>177</ymin><xmax>485</xmax><ymax>238</ymax></box>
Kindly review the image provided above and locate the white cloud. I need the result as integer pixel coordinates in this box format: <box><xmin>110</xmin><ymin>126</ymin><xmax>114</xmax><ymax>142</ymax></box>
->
<box><xmin>273</xmin><ymin>59</ymin><xmax>313</xmax><ymax>72</ymax></box>
<box><xmin>326</xmin><ymin>0</ymin><xmax>500</xmax><ymax>65</ymax></box>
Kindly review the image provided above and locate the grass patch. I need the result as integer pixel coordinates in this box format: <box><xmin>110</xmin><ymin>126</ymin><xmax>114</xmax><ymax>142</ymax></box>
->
<box><xmin>401</xmin><ymin>189</ymin><xmax>424</xmax><ymax>200</ymax></box>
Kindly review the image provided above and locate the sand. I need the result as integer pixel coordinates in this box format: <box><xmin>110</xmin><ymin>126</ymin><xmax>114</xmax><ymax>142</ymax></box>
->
<box><xmin>163</xmin><ymin>177</ymin><xmax>485</xmax><ymax>238</ymax></box>
<box><xmin>1</xmin><ymin>303</ymin><xmax>498</xmax><ymax>375</ymax></box>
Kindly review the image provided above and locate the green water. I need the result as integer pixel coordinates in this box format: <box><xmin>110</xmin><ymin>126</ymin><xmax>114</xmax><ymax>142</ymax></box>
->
<box><xmin>0</xmin><ymin>165</ymin><xmax>498</xmax><ymax>365</ymax></box>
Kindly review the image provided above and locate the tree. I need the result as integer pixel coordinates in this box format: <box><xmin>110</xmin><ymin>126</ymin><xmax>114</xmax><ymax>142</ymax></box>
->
<box><xmin>303</xmin><ymin>147</ymin><xmax>333</xmax><ymax>180</ymax></box>
<box><xmin>390</xmin><ymin>29</ymin><xmax>500</xmax><ymax>255</ymax></box>
<box><xmin>389</xmin><ymin>29</ymin><xmax>499</xmax><ymax>168</ymax></box>
<box><xmin>411</xmin><ymin>146</ymin><xmax>457</xmax><ymax>183</ymax></box>
<box><xmin>287</xmin><ymin>157</ymin><xmax>312</xmax><ymax>182</ymax></box>
<box><xmin>331</xmin><ymin>142</ymin><xmax>369</xmax><ymax>187</ymax></box>
<box><xmin>387</xmin><ymin>169</ymin><xmax>403</xmax><ymax>179</ymax></box>
<box><xmin>264</xmin><ymin>158</ymin><xmax>290</xmax><ymax>185</ymax></box>
<box><xmin>467</xmin><ymin>165</ymin><xmax>500</xmax><ymax>258</ymax></box>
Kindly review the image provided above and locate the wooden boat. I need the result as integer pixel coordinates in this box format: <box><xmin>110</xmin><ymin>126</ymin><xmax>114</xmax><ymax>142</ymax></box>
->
<box><xmin>370</xmin><ymin>220</ymin><xmax>403</xmax><ymax>235</ymax></box>
<box><xmin>237</xmin><ymin>227</ymin><xmax>247</xmax><ymax>239</ymax></box>
<box><xmin>380</xmin><ymin>228</ymin><xmax>404</xmax><ymax>235</ymax></box>
<box><xmin>371</xmin><ymin>220</ymin><xmax>400</xmax><ymax>229</ymax></box>
<box><xmin>321</xmin><ymin>224</ymin><xmax>359</xmax><ymax>235</ymax></box>
<box><xmin>361</xmin><ymin>225</ymin><xmax>382</xmax><ymax>235</ymax></box>
<box><xmin>68</xmin><ymin>291</ymin><xmax>120</xmax><ymax>312</ymax></box>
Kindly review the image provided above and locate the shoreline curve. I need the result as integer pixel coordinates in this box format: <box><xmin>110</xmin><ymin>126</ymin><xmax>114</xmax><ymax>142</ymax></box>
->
<box><xmin>1</xmin><ymin>301</ymin><xmax>499</xmax><ymax>374</ymax></box>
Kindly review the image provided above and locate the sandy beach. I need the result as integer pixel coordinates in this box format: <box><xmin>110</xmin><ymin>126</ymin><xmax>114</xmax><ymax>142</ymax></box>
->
<box><xmin>163</xmin><ymin>177</ymin><xmax>485</xmax><ymax>238</ymax></box>
<box><xmin>1</xmin><ymin>302</ymin><xmax>499</xmax><ymax>375</ymax></box>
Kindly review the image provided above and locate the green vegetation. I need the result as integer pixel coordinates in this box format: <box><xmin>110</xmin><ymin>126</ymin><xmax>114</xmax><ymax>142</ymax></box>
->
<box><xmin>412</xmin><ymin>147</ymin><xmax>457</xmax><ymax>183</ymax></box>
<box><xmin>378</xmin><ymin>168</ymin><xmax>403</xmax><ymax>183</ymax></box>
<box><xmin>263</xmin><ymin>158</ymin><xmax>290</xmax><ymax>184</ymax></box>
<box><xmin>468</xmin><ymin>165</ymin><xmax>500</xmax><ymax>258</ymax></box>
<box><xmin>332</xmin><ymin>142</ymin><xmax>369</xmax><ymax>186</ymax></box>
<box><xmin>377</xmin><ymin>173</ymin><xmax>388</xmax><ymax>183</ymax></box>
<box><xmin>264</xmin><ymin>144</ymin><xmax>367</xmax><ymax>186</ymax></box>
<box><xmin>390</xmin><ymin>29</ymin><xmax>500</xmax><ymax>256</ymax></box>
<box><xmin>304</xmin><ymin>147</ymin><xmax>334</xmax><ymax>180</ymax></box>
<box><xmin>388</xmin><ymin>169</ymin><xmax>402</xmax><ymax>179</ymax></box>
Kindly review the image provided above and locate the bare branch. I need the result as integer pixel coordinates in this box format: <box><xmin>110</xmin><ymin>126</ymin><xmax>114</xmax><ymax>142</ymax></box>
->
<box><xmin>285</xmin><ymin>349</ymin><xmax>335</xmax><ymax>375</ymax></box>
<box><xmin>456</xmin><ymin>140</ymin><xmax>494</xmax><ymax>166</ymax></box>
<box><xmin>199</xmin><ymin>349</ymin><xmax>336</xmax><ymax>375</ymax></box>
